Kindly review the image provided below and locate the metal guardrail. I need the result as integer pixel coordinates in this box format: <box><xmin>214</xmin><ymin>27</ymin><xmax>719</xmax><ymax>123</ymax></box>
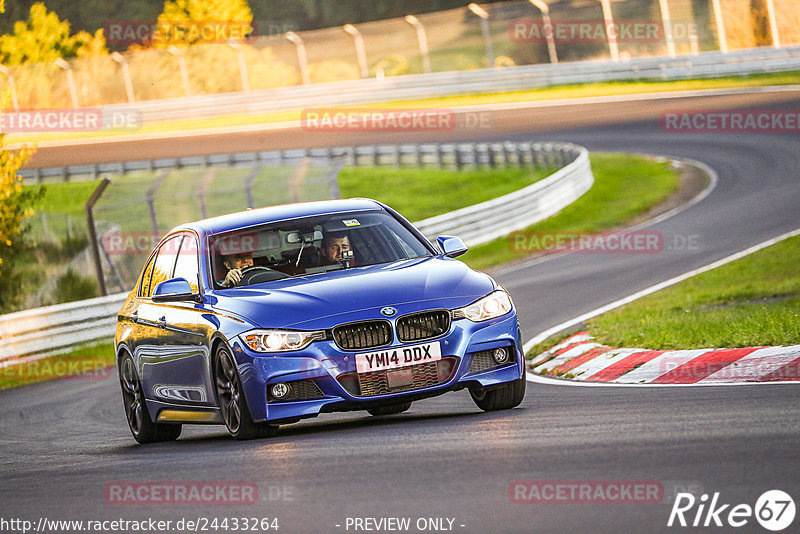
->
<box><xmin>415</xmin><ymin>142</ymin><xmax>590</xmax><ymax>246</ymax></box>
<box><xmin>43</xmin><ymin>46</ymin><xmax>800</xmax><ymax>127</ymax></box>
<box><xmin>0</xmin><ymin>292</ymin><xmax>127</xmax><ymax>363</ymax></box>
<box><xmin>2</xmin><ymin>141</ymin><xmax>592</xmax><ymax>361</ymax></box>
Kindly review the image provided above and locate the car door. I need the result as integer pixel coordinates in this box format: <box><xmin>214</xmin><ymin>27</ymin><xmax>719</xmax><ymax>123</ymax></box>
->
<box><xmin>136</xmin><ymin>234</ymin><xmax>183</xmax><ymax>403</ymax></box>
<box><xmin>129</xmin><ymin>239</ymin><xmax>174</xmax><ymax>378</ymax></box>
<box><xmin>152</xmin><ymin>233</ymin><xmax>214</xmax><ymax>406</ymax></box>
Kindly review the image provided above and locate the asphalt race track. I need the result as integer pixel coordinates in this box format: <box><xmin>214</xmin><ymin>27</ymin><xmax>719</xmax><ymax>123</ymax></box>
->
<box><xmin>2</xmin><ymin>90</ymin><xmax>799</xmax><ymax>533</ymax></box>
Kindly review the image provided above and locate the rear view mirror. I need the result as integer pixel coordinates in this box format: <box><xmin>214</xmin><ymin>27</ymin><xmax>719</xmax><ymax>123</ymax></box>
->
<box><xmin>285</xmin><ymin>230</ymin><xmax>323</xmax><ymax>244</ymax></box>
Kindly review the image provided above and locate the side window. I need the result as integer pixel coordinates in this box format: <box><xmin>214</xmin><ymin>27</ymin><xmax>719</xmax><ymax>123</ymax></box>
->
<box><xmin>138</xmin><ymin>253</ymin><xmax>157</xmax><ymax>298</ymax></box>
<box><xmin>148</xmin><ymin>235</ymin><xmax>184</xmax><ymax>297</ymax></box>
<box><xmin>174</xmin><ymin>235</ymin><xmax>200</xmax><ymax>293</ymax></box>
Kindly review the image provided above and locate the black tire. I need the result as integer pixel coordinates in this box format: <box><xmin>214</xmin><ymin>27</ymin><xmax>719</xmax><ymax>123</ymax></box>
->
<box><xmin>119</xmin><ymin>354</ymin><xmax>182</xmax><ymax>444</ymax></box>
<box><xmin>469</xmin><ymin>375</ymin><xmax>526</xmax><ymax>412</ymax></box>
<box><xmin>367</xmin><ymin>402</ymin><xmax>412</xmax><ymax>416</ymax></box>
<box><xmin>214</xmin><ymin>346</ymin><xmax>278</xmax><ymax>440</ymax></box>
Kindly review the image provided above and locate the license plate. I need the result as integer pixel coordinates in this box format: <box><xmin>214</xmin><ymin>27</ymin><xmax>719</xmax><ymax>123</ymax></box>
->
<box><xmin>355</xmin><ymin>342</ymin><xmax>441</xmax><ymax>374</ymax></box>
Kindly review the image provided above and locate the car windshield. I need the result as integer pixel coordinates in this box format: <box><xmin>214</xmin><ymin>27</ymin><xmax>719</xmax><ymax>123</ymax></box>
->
<box><xmin>209</xmin><ymin>210</ymin><xmax>432</xmax><ymax>288</ymax></box>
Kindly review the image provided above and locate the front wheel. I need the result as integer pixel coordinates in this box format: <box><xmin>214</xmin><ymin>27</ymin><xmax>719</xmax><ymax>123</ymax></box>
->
<box><xmin>470</xmin><ymin>375</ymin><xmax>526</xmax><ymax>412</ymax></box>
<box><xmin>367</xmin><ymin>402</ymin><xmax>412</xmax><ymax>416</ymax></box>
<box><xmin>119</xmin><ymin>355</ymin><xmax>181</xmax><ymax>444</ymax></box>
<box><xmin>214</xmin><ymin>346</ymin><xmax>278</xmax><ymax>440</ymax></box>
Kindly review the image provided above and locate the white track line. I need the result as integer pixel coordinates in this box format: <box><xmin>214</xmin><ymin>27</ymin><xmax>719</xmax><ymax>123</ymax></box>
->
<box><xmin>524</xmin><ymin>226</ymin><xmax>800</xmax><ymax>388</ymax></box>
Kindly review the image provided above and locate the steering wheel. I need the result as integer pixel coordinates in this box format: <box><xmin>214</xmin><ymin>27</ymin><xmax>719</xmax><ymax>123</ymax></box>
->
<box><xmin>238</xmin><ymin>266</ymin><xmax>288</xmax><ymax>285</ymax></box>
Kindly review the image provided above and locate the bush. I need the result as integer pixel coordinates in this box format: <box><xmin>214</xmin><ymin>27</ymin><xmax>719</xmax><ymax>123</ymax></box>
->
<box><xmin>51</xmin><ymin>268</ymin><xmax>98</xmax><ymax>305</ymax></box>
<box><xmin>371</xmin><ymin>55</ymin><xmax>410</xmax><ymax>77</ymax></box>
<box><xmin>308</xmin><ymin>59</ymin><xmax>360</xmax><ymax>83</ymax></box>
<box><xmin>0</xmin><ymin>111</ymin><xmax>36</xmax><ymax>313</ymax></box>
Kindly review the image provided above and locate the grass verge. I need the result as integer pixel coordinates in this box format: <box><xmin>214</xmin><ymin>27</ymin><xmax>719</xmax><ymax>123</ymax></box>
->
<box><xmin>8</xmin><ymin>71</ymin><xmax>799</xmax><ymax>146</ymax></box>
<box><xmin>460</xmin><ymin>153</ymin><xmax>681</xmax><ymax>271</ymax></box>
<box><xmin>587</xmin><ymin>235</ymin><xmax>800</xmax><ymax>350</ymax></box>
<box><xmin>28</xmin><ymin>165</ymin><xmax>555</xmax><ymax>222</ymax></box>
<box><xmin>338</xmin><ymin>165</ymin><xmax>554</xmax><ymax>222</ymax></box>
<box><xmin>0</xmin><ymin>342</ymin><xmax>115</xmax><ymax>391</ymax></box>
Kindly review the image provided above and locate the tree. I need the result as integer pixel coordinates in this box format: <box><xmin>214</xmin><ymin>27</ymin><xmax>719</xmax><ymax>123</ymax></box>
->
<box><xmin>0</xmin><ymin>3</ymin><xmax>106</xmax><ymax>65</ymax></box>
<box><xmin>155</xmin><ymin>0</ymin><xmax>253</xmax><ymax>47</ymax></box>
<box><xmin>0</xmin><ymin>96</ymin><xmax>38</xmax><ymax>313</ymax></box>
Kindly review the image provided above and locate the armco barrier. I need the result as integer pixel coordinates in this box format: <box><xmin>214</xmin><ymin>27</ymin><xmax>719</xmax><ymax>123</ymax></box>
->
<box><xmin>1</xmin><ymin>141</ymin><xmax>592</xmax><ymax>361</ymax></box>
<box><xmin>0</xmin><ymin>292</ymin><xmax>127</xmax><ymax>363</ymax></box>
<box><xmin>414</xmin><ymin>143</ymin><xmax>590</xmax><ymax>246</ymax></box>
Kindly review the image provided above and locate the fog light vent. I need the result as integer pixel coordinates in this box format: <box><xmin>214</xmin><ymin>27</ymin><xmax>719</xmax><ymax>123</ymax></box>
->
<box><xmin>271</xmin><ymin>383</ymin><xmax>290</xmax><ymax>399</ymax></box>
<box><xmin>493</xmin><ymin>347</ymin><xmax>509</xmax><ymax>364</ymax></box>
<box><xmin>268</xmin><ymin>379</ymin><xmax>324</xmax><ymax>402</ymax></box>
<box><xmin>468</xmin><ymin>346</ymin><xmax>515</xmax><ymax>374</ymax></box>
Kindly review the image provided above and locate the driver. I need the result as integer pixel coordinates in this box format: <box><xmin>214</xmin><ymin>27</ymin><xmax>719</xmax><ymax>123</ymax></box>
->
<box><xmin>220</xmin><ymin>252</ymin><xmax>253</xmax><ymax>287</ymax></box>
<box><xmin>318</xmin><ymin>232</ymin><xmax>353</xmax><ymax>266</ymax></box>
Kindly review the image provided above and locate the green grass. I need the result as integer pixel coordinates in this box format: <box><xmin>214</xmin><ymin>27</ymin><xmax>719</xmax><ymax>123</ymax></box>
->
<box><xmin>586</xmin><ymin>235</ymin><xmax>800</xmax><ymax>350</ymax></box>
<box><xmin>338</xmin><ymin>166</ymin><xmax>554</xmax><ymax>222</ymax></box>
<box><xmin>7</xmin><ymin>71</ymin><xmax>799</xmax><ymax>145</ymax></box>
<box><xmin>460</xmin><ymin>153</ymin><xmax>681</xmax><ymax>271</ymax></box>
<box><xmin>0</xmin><ymin>342</ymin><xmax>115</xmax><ymax>391</ymax></box>
<box><xmin>30</xmin><ymin>180</ymin><xmax>102</xmax><ymax>217</ymax></box>
<box><xmin>25</xmin><ymin>165</ymin><xmax>554</xmax><ymax>227</ymax></box>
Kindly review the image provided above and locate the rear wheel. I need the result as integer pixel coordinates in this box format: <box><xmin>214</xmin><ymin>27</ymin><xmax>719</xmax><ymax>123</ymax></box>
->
<box><xmin>214</xmin><ymin>346</ymin><xmax>278</xmax><ymax>440</ymax></box>
<box><xmin>470</xmin><ymin>375</ymin><xmax>526</xmax><ymax>412</ymax></box>
<box><xmin>367</xmin><ymin>402</ymin><xmax>412</xmax><ymax>416</ymax></box>
<box><xmin>119</xmin><ymin>355</ymin><xmax>181</xmax><ymax>444</ymax></box>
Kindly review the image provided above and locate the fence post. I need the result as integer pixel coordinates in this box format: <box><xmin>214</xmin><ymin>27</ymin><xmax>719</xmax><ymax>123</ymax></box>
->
<box><xmin>85</xmin><ymin>178</ymin><xmax>111</xmax><ymax>296</ymax></box>
<box><xmin>197</xmin><ymin>167</ymin><xmax>217</xmax><ymax>219</ymax></box>
<box><xmin>146</xmin><ymin>170</ymin><xmax>169</xmax><ymax>236</ymax></box>
<box><xmin>244</xmin><ymin>163</ymin><xmax>262</xmax><ymax>208</ymax></box>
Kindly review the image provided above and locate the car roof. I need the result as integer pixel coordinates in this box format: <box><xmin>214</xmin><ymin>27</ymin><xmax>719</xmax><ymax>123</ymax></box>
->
<box><xmin>169</xmin><ymin>198</ymin><xmax>385</xmax><ymax>236</ymax></box>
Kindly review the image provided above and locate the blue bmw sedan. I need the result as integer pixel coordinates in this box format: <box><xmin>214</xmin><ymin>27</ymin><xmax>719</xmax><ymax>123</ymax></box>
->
<box><xmin>115</xmin><ymin>199</ymin><xmax>525</xmax><ymax>442</ymax></box>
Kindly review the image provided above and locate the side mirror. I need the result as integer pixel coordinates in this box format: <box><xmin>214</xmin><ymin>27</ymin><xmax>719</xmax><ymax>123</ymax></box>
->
<box><xmin>436</xmin><ymin>235</ymin><xmax>468</xmax><ymax>258</ymax></box>
<box><xmin>152</xmin><ymin>277</ymin><xmax>199</xmax><ymax>302</ymax></box>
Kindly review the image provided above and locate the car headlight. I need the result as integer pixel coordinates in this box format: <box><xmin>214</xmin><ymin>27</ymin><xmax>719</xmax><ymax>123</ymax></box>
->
<box><xmin>239</xmin><ymin>329</ymin><xmax>325</xmax><ymax>353</ymax></box>
<box><xmin>453</xmin><ymin>290</ymin><xmax>513</xmax><ymax>322</ymax></box>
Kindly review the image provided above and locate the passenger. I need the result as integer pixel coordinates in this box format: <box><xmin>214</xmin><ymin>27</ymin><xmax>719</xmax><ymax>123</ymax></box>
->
<box><xmin>318</xmin><ymin>232</ymin><xmax>353</xmax><ymax>267</ymax></box>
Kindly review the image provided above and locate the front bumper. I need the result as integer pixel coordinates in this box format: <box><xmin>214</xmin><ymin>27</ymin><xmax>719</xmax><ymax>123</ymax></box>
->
<box><xmin>231</xmin><ymin>311</ymin><xmax>523</xmax><ymax>423</ymax></box>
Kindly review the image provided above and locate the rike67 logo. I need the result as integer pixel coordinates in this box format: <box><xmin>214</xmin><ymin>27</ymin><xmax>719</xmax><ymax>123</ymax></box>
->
<box><xmin>668</xmin><ymin>490</ymin><xmax>795</xmax><ymax>531</ymax></box>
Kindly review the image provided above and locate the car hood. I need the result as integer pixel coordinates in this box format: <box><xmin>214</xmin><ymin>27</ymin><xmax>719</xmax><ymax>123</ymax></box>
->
<box><xmin>207</xmin><ymin>256</ymin><xmax>494</xmax><ymax>330</ymax></box>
